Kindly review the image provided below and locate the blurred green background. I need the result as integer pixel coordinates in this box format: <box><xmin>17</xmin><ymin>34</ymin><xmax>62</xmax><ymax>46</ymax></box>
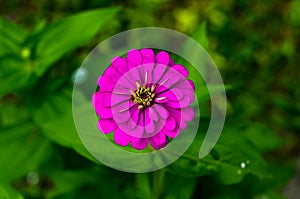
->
<box><xmin>0</xmin><ymin>0</ymin><xmax>299</xmax><ymax>198</ymax></box>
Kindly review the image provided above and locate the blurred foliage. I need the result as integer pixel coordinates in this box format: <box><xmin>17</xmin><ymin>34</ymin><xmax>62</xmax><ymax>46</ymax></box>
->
<box><xmin>0</xmin><ymin>0</ymin><xmax>299</xmax><ymax>199</ymax></box>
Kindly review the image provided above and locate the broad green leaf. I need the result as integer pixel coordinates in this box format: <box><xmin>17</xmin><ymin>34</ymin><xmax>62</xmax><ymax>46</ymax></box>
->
<box><xmin>0</xmin><ymin>184</ymin><xmax>23</xmax><ymax>199</ymax></box>
<box><xmin>0</xmin><ymin>56</ymin><xmax>34</xmax><ymax>98</ymax></box>
<box><xmin>26</xmin><ymin>8</ymin><xmax>119</xmax><ymax>76</ymax></box>
<box><xmin>244</xmin><ymin>123</ymin><xmax>283</xmax><ymax>153</ymax></box>
<box><xmin>0</xmin><ymin>17</ymin><xmax>27</xmax><ymax>56</ymax></box>
<box><xmin>33</xmin><ymin>88</ymin><xmax>98</xmax><ymax>164</ymax></box>
<box><xmin>167</xmin><ymin>124</ymin><xmax>270</xmax><ymax>185</ymax></box>
<box><xmin>0</xmin><ymin>123</ymin><xmax>52</xmax><ymax>182</ymax></box>
<box><xmin>213</xmin><ymin>127</ymin><xmax>270</xmax><ymax>184</ymax></box>
<box><xmin>191</xmin><ymin>21</ymin><xmax>209</xmax><ymax>50</ymax></box>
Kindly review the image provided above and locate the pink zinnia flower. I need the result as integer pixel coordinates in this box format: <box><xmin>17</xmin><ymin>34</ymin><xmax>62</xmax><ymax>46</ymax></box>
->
<box><xmin>92</xmin><ymin>49</ymin><xmax>195</xmax><ymax>150</ymax></box>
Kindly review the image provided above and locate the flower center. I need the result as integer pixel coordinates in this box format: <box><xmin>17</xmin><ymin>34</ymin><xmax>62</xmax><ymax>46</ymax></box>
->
<box><xmin>131</xmin><ymin>83</ymin><xmax>156</xmax><ymax>109</ymax></box>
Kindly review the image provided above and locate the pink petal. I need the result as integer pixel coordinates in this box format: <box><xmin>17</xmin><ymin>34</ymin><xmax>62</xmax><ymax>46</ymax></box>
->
<box><xmin>168</xmin><ymin>58</ymin><xmax>175</xmax><ymax>66</ymax></box>
<box><xmin>162</xmin><ymin>127</ymin><xmax>180</xmax><ymax>138</ymax></box>
<box><xmin>104</xmin><ymin>66</ymin><xmax>122</xmax><ymax>82</ymax></box>
<box><xmin>97</xmin><ymin>119</ymin><xmax>116</xmax><ymax>134</ymax></box>
<box><xmin>112</xmin><ymin>104</ymin><xmax>132</xmax><ymax>123</ymax></box>
<box><xmin>143</xmin><ymin>64</ymin><xmax>155</xmax><ymax>84</ymax></box>
<box><xmin>152</xmin><ymin>64</ymin><xmax>167</xmax><ymax>83</ymax></box>
<box><xmin>93</xmin><ymin>91</ymin><xmax>114</xmax><ymax>107</ymax></box>
<box><xmin>170</xmin><ymin>88</ymin><xmax>183</xmax><ymax>100</ymax></box>
<box><xmin>127</xmin><ymin>124</ymin><xmax>144</xmax><ymax>138</ymax></box>
<box><xmin>179</xmin><ymin>118</ymin><xmax>187</xmax><ymax>130</ymax></box>
<box><xmin>149</xmin><ymin>106</ymin><xmax>159</xmax><ymax>121</ymax></box>
<box><xmin>92</xmin><ymin>92</ymin><xmax>99</xmax><ymax>107</ymax></box>
<box><xmin>181</xmin><ymin>107</ymin><xmax>195</xmax><ymax>121</ymax></box>
<box><xmin>166</xmin><ymin>108</ymin><xmax>182</xmax><ymax>132</ymax></box>
<box><xmin>116</xmin><ymin>77</ymin><xmax>135</xmax><ymax>90</ymax></box>
<box><xmin>131</xmin><ymin>138</ymin><xmax>148</xmax><ymax>150</ymax></box>
<box><xmin>98</xmin><ymin>93</ymin><xmax>112</xmax><ymax>107</ymax></box>
<box><xmin>113</xmin><ymin>85</ymin><xmax>132</xmax><ymax>95</ymax></box>
<box><xmin>130</xmin><ymin>106</ymin><xmax>140</xmax><ymax>125</ymax></box>
<box><xmin>154</xmin><ymin>84</ymin><xmax>168</xmax><ymax>94</ymax></box>
<box><xmin>128</xmin><ymin>62</ymin><xmax>136</xmax><ymax>70</ymax></box>
<box><xmin>130</xmin><ymin>135</ymin><xmax>140</xmax><ymax>142</ymax></box>
<box><xmin>112</xmin><ymin>57</ymin><xmax>128</xmax><ymax>74</ymax></box>
<box><xmin>149</xmin><ymin>140</ymin><xmax>160</xmax><ymax>149</ymax></box>
<box><xmin>172</xmin><ymin>64</ymin><xmax>188</xmax><ymax>78</ymax></box>
<box><xmin>155</xmin><ymin>51</ymin><xmax>170</xmax><ymax>66</ymax></box>
<box><xmin>127</xmin><ymin>49</ymin><xmax>142</xmax><ymax>66</ymax></box>
<box><xmin>163</xmin><ymin>96</ymin><xmax>190</xmax><ymax>108</ymax></box>
<box><xmin>188</xmin><ymin>80</ymin><xmax>195</xmax><ymax>91</ymax></box>
<box><xmin>156</xmin><ymin>89</ymin><xmax>183</xmax><ymax>102</ymax></box>
<box><xmin>114</xmin><ymin>127</ymin><xmax>131</xmax><ymax>146</ymax></box>
<box><xmin>152</xmin><ymin>104</ymin><xmax>169</xmax><ymax>119</ymax></box>
<box><xmin>165</xmin><ymin>115</ymin><xmax>176</xmax><ymax>131</ymax></box>
<box><xmin>144</xmin><ymin>109</ymin><xmax>155</xmax><ymax>134</ymax></box>
<box><xmin>98</xmin><ymin>76</ymin><xmax>116</xmax><ymax>91</ymax></box>
<box><xmin>127</xmin><ymin>64</ymin><xmax>143</xmax><ymax>82</ymax></box>
<box><xmin>141</xmin><ymin>48</ymin><xmax>154</xmax><ymax>64</ymax></box>
<box><xmin>95</xmin><ymin>105</ymin><xmax>113</xmax><ymax>118</ymax></box>
<box><xmin>170</xmin><ymin>81</ymin><xmax>195</xmax><ymax>103</ymax></box>
<box><xmin>150</xmin><ymin>132</ymin><xmax>168</xmax><ymax>149</ymax></box>
<box><xmin>144</xmin><ymin>108</ymin><xmax>151</xmax><ymax>126</ymax></box>
<box><xmin>159</xmin><ymin>69</ymin><xmax>181</xmax><ymax>87</ymax></box>
<box><xmin>145</xmin><ymin>121</ymin><xmax>155</xmax><ymax>134</ymax></box>
<box><xmin>138</xmin><ymin>109</ymin><xmax>144</xmax><ymax>126</ymax></box>
<box><xmin>153</xmin><ymin>132</ymin><xmax>167</xmax><ymax>144</ymax></box>
<box><xmin>111</xmin><ymin>93</ymin><xmax>130</xmax><ymax>106</ymax></box>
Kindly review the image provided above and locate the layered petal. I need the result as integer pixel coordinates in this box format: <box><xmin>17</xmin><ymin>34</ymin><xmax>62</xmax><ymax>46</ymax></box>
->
<box><xmin>156</xmin><ymin>51</ymin><xmax>170</xmax><ymax>65</ymax></box>
<box><xmin>114</xmin><ymin>127</ymin><xmax>131</xmax><ymax>146</ymax></box>
<box><xmin>97</xmin><ymin>119</ymin><xmax>117</xmax><ymax>134</ymax></box>
<box><xmin>92</xmin><ymin>48</ymin><xmax>195</xmax><ymax>150</ymax></box>
<box><xmin>127</xmin><ymin>49</ymin><xmax>142</xmax><ymax>66</ymax></box>
<box><xmin>150</xmin><ymin>132</ymin><xmax>168</xmax><ymax>149</ymax></box>
<box><xmin>132</xmin><ymin>138</ymin><xmax>148</xmax><ymax>150</ymax></box>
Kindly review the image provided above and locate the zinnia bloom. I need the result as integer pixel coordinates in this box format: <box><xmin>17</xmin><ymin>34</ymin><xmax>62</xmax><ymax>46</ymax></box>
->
<box><xmin>92</xmin><ymin>49</ymin><xmax>195</xmax><ymax>150</ymax></box>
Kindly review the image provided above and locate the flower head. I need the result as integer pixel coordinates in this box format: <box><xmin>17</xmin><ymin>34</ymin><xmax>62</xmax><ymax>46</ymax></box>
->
<box><xmin>92</xmin><ymin>49</ymin><xmax>195</xmax><ymax>150</ymax></box>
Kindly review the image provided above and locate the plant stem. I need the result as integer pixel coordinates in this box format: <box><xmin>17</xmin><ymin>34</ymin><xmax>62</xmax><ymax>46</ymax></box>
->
<box><xmin>152</xmin><ymin>169</ymin><xmax>165</xmax><ymax>199</ymax></box>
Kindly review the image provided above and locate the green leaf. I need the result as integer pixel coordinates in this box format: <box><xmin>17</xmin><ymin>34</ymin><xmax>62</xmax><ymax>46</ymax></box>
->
<box><xmin>0</xmin><ymin>184</ymin><xmax>24</xmax><ymax>199</ymax></box>
<box><xmin>244</xmin><ymin>123</ymin><xmax>283</xmax><ymax>153</ymax></box>
<box><xmin>133</xmin><ymin>174</ymin><xmax>152</xmax><ymax>199</ymax></box>
<box><xmin>33</xmin><ymin>88</ymin><xmax>98</xmax><ymax>164</ymax></box>
<box><xmin>168</xmin><ymin>124</ymin><xmax>270</xmax><ymax>185</ymax></box>
<box><xmin>0</xmin><ymin>17</ymin><xmax>27</xmax><ymax>56</ymax></box>
<box><xmin>213</xmin><ymin>127</ymin><xmax>270</xmax><ymax>184</ymax></box>
<box><xmin>0</xmin><ymin>56</ymin><xmax>33</xmax><ymax>98</ymax></box>
<box><xmin>0</xmin><ymin>123</ymin><xmax>52</xmax><ymax>182</ymax></box>
<box><xmin>191</xmin><ymin>21</ymin><xmax>209</xmax><ymax>50</ymax></box>
<box><xmin>162</xmin><ymin>173</ymin><xmax>197</xmax><ymax>199</ymax></box>
<box><xmin>26</xmin><ymin>8</ymin><xmax>119</xmax><ymax>76</ymax></box>
<box><xmin>0</xmin><ymin>102</ymin><xmax>30</xmax><ymax>127</ymax></box>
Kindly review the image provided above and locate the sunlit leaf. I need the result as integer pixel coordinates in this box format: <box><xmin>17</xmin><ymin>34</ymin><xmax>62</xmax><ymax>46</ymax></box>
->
<box><xmin>0</xmin><ymin>184</ymin><xmax>23</xmax><ymax>199</ymax></box>
<box><xmin>26</xmin><ymin>8</ymin><xmax>119</xmax><ymax>76</ymax></box>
